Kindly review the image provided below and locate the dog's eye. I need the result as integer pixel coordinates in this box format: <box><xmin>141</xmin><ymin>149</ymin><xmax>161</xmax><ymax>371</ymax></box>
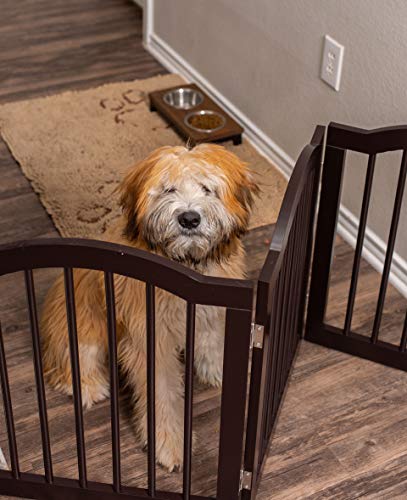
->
<box><xmin>201</xmin><ymin>184</ymin><xmax>211</xmax><ymax>195</ymax></box>
<box><xmin>164</xmin><ymin>187</ymin><xmax>177</xmax><ymax>194</ymax></box>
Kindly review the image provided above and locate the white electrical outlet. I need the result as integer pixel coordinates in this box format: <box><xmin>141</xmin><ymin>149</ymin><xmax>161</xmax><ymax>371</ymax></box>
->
<box><xmin>321</xmin><ymin>35</ymin><xmax>345</xmax><ymax>91</ymax></box>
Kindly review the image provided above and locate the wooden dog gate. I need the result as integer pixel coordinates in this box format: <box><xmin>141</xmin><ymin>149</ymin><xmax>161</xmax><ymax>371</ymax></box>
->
<box><xmin>0</xmin><ymin>122</ymin><xmax>405</xmax><ymax>500</ymax></box>
<box><xmin>306</xmin><ymin>123</ymin><xmax>407</xmax><ymax>370</ymax></box>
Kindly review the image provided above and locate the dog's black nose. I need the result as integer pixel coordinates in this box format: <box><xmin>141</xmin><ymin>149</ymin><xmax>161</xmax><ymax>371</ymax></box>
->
<box><xmin>178</xmin><ymin>211</ymin><xmax>201</xmax><ymax>229</ymax></box>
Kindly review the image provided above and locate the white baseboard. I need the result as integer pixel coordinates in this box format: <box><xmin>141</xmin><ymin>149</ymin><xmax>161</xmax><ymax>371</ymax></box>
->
<box><xmin>144</xmin><ymin>29</ymin><xmax>407</xmax><ymax>298</ymax></box>
<box><xmin>0</xmin><ymin>447</ymin><xmax>7</xmax><ymax>470</ymax></box>
<box><xmin>143</xmin><ymin>0</ymin><xmax>154</xmax><ymax>47</ymax></box>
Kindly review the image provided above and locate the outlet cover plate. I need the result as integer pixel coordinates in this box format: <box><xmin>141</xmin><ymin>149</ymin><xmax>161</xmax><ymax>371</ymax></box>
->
<box><xmin>321</xmin><ymin>35</ymin><xmax>345</xmax><ymax>91</ymax></box>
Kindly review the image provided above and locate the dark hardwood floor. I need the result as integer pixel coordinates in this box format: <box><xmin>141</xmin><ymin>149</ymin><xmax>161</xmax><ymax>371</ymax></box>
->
<box><xmin>0</xmin><ymin>1</ymin><xmax>406</xmax><ymax>499</ymax></box>
<box><xmin>0</xmin><ymin>0</ymin><xmax>166</xmax><ymax>244</ymax></box>
<box><xmin>0</xmin><ymin>0</ymin><xmax>166</xmax><ymax>105</ymax></box>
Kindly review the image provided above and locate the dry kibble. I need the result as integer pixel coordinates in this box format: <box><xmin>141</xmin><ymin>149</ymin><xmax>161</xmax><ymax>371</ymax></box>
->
<box><xmin>188</xmin><ymin>113</ymin><xmax>224</xmax><ymax>130</ymax></box>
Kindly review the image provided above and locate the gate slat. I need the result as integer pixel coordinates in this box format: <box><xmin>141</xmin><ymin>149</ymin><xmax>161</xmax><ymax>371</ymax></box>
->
<box><xmin>104</xmin><ymin>272</ymin><xmax>121</xmax><ymax>493</ymax></box>
<box><xmin>270</xmin><ymin>274</ymin><xmax>284</xmax><ymax>425</ymax></box>
<box><xmin>289</xmin><ymin>193</ymin><xmax>306</xmax><ymax>358</ymax></box>
<box><xmin>400</xmin><ymin>312</ymin><xmax>407</xmax><ymax>352</ymax></box>
<box><xmin>343</xmin><ymin>154</ymin><xmax>376</xmax><ymax>336</ymax></box>
<box><xmin>145</xmin><ymin>283</ymin><xmax>156</xmax><ymax>497</ymax></box>
<box><xmin>260</xmin><ymin>284</ymin><xmax>279</xmax><ymax>451</ymax></box>
<box><xmin>278</xmin><ymin>244</ymin><xmax>293</xmax><ymax>395</ymax></box>
<box><xmin>0</xmin><ymin>323</ymin><xmax>20</xmax><ymax>479</ymax></box>
<box><xmin>297</xmin><ymin>167</ymin><xmax>320</xmax><ymax>339</ymax></box>
<box><xmin>371</xmin><ymin>150</ymin><xmax>407</xmax><ymax>343</ymax></box>
<box><xmin>282</xmin><ymin>231</ymin><xmax>295</xmax><ymax>382</ymax></box>
<box><xmin>183</xmin><ymin>302</ymin><xmax>196</xmax><ymax>500</ymax></box>
<box><xmin>289</xmin><ymin>208</ymin><xmax>304</xmax><ymax>358</ymax></box>
<box><xmin>289</xmin><ymin>209</ymin><xmax>304</xmax><ymax>358</ymax></box>
<box><xmin>295</xmin><ymin>179</ymin><xmax>313</xmax><ymax>341</ymax></box>
<box><xmin>63</xmin><ymin>267</ymin><xmax>87</xmax><ymax>489</ymax></box>
<box><xmin>24</xmin><ymin>270</ymin><xmax>53</xmax><ymax>484</ymax></box>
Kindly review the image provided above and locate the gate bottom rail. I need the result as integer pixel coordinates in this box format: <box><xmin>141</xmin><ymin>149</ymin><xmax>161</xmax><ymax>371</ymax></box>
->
<box><xmin>0</xmin><ymin>470</ymin><xmax>213</xmax><ymax>500</ymax></box>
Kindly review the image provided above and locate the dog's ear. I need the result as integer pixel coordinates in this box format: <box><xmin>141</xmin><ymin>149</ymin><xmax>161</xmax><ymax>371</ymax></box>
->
<box><xmin>232</xmin><ymin>170</ymin><xmax>260</xmax><ymax>234</ymax></box>
<box><xmin>216</xmin><ymin>149</ymin><xmax>259</xmax><ymax>232</ymax></box>
<box><xmin>117</xmin><ymin>161</ymin><xmax>145</xmax><ymax>240</ymax></box>
<box><xmin>117</xmin><ymin>149</ymin><xmax>164</xmax><ymax>240</ymax></box>
<box><xmin>235</xmin><ymin>170</ymin><xmax>260</xmax><ymax>214</ymax></box>
<box><xmin>117</xmin><ymin>146</ymin><xmax>185</xmax><ymax>241</ymax></box>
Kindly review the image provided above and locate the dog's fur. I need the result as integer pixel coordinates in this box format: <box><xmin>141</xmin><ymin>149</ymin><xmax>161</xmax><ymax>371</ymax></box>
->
<box><xmin>40</xmin><ymin>143</ymin><xmax>259</xmax><ymax>471</ymax></box>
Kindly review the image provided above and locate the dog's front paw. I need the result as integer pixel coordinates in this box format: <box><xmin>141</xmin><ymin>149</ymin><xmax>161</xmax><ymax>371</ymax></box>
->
<box><xmin>142</xmin><ymin>429</ymin><xmax>196</xmax><ymax>472</ymax></box>
<box><xmin>196</xmin><ymin>358</ymin><xmax>223</xmax><ymax>388</ymax></box>
<box><xmin>198</xmin><ymin>372</ymin><xmax>222</xmax><ymax>388</ymax></box>
<box><xmin>81</xmin><ymin>382</ymin><xmax>110</xmax><ymax>409</ymax></box>
<box><xmin>156</xmin><ymin>430</ymin><xmax>184</xmax><ymax>473</ymax></box>
<box><xmin>53</xmin><ymin>380</ymin><xmax>109</xmax><ymax>410</ymax></box>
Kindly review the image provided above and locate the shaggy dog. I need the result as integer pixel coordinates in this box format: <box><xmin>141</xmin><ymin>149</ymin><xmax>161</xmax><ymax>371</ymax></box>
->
<box><xmin>40</xmin><ymin>143</ymin><xmax>259</xmax><ymax>471</ymax></box>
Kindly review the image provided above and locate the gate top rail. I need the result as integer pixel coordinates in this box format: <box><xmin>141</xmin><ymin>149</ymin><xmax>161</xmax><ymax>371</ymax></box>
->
<box><xmin>328</xmin><ymin>122</ymin><xmax>407</xmax><ymax>154</ymax></box>
<box><xmin>258</xmin><ymin>125</ymin><xmax>325</xmax><ymax>287</ymax></box>
<box><xmin>0</xmin><ymin>238</ymin><xmax>253</xmax><ymax>310</ymax></box>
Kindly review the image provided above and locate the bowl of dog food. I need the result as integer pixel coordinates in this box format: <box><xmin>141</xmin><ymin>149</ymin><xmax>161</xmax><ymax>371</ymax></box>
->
<box><xmin>149</xmin><ymin>84</ymin><xmax>243</xmax><ymax>144</ymax></box>
<box><xmin>163</xmin><ymin>87</ymin><xmax>204</xmax><ymax>110</ymax></box>
<box><xmin>184</xmin><ymin>110</ymin><xmax>226</xmax><ymax>134</ymax></box>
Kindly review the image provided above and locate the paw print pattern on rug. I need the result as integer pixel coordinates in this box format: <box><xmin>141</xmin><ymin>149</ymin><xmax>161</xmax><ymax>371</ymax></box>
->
<box><xmin>95</xmin><ymin>178</ymin><xmax>120</xmax><ymax>195</ymax></box>
<box><xmin>76</xmin><ymin>204</ymin><xmax>112</xmax><ymax>224</ymax></box>
<box><xmin>100</xmin><ymin>89</ymin><xmax>147</xmax><ymax>127</ymax></box>
<box><xmin>76</xmin><ymin>175</ymin><xmax>121</xmax><ymax>235</ymax></box>
<box><xmin>100</xmin><ymin>89</ymin><xmax>171</xmax><ymax>131</ymax></box>
<box><xmin>76</xmin><ymin>201</ymin><xmax>121</xmax><ymax>235</ymax></box>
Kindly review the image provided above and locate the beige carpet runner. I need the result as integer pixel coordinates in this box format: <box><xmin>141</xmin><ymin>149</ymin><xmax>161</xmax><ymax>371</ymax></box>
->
<box><xmin>0</xmin><ymin>74</ymin><xmax>286</xmax><ymax>238</ymax></box>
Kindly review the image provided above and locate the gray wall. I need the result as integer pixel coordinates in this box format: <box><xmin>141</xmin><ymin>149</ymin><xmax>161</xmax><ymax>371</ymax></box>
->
<box><xmin>153</xmin><ymin>0</ymin><xmax>407</xmax><ymax>260</ymax></box>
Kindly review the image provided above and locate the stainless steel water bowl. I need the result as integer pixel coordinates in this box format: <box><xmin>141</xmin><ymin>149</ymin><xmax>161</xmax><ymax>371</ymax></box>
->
<box><xmin>184</xmin><ymin>110</ymin><xmax>226</xmax><ymax>133</ymax></box>
<box><xmin>163</xmin><ymin>88</ymin><xmax>204</xmax><ymax>110</ymax></box>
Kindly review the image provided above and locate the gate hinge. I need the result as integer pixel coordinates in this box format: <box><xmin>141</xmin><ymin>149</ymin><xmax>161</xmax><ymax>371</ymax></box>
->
<box><xmin>250</xmin><ymin>323</ymin><xmax>264</xmax><ymax>349</ymax></box>
<box><xmin>239</xmin><ymin>469</ymin><xmax>253</xmax><ymax>491</ymax></box>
